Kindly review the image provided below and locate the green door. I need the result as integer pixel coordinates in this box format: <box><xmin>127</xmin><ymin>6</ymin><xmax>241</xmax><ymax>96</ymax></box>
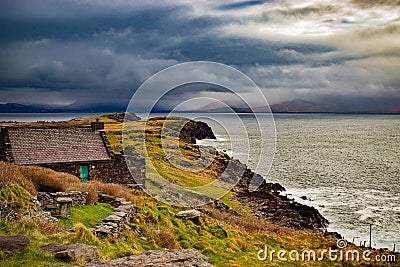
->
<box><xmin>80</xmin><ymin>166</ymin><xmax>89</xmax><ymax>182</ymax></box>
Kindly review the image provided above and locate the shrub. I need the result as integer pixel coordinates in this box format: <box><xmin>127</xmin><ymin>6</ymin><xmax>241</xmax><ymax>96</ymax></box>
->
<box><xmin>87</xmin><ymin>181</ymin><xmax>140</xmax><ymax>207</ymax></box>
<box><xmin>0</xmin><ymin>162</ymin><xmax>36</xmax><ymax>194</ymax></box>
<box><xmin>143</xmin><ymin>226</ymin><xmax>180</xmax><ymax>249</ymax></box>
<box><xmin>0</xmin><ymin>184</ymin><xmax>35</xmax><ymax>214</ymax></box>
<box><xmin>30</xmin><ymin>216</ymin><xmax>62</xmax><ymax>234</ymax></box>
<box><xmin>69</xmin><ymin>223</ymin><xmax>100</xmax><ymax>246</ymax></box>
<box><xmin>18</xmin><ymin>166</ymin><xmax>80</xmax><ymax>193</ymax></box>
<box><xmin>155</xmin><ymin>229</ymin><xmax>180</xmax><ymax>249</ymax></box>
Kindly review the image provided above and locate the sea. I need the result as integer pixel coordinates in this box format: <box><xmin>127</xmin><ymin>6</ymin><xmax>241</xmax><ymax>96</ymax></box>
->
<box><xmin>195</xmin><ymin>113</ymin><xmax>400</xmax><ymax>250</ymax></box>
<box><xmin>1</xmin><ymin>112</ymin><xmax>399</xmax><ymax>250</ymax></box>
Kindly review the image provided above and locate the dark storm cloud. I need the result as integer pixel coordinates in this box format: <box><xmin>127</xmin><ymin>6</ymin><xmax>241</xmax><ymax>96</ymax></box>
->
<box><xmin>171</xmin><ymin>37</ymin><xmax>334</xmax><ymax>66</ymax></box>
<box><xmin>0</xmin><ymin>0</ymin><xmax>336</xmax><ymax>109</ymax></box>
<box><xmin>218</xmin><ymin>0</ymin><xmax>270</xmax><ymax>11</ymax></box>
<box><xmin>151</xmin><ymin>83</ymin><xmax>231</xmax><ymax>111</ymax></box>
<box><xmin>0</xmin><ymin>1</ymin><xmax>196</xmax><ymax>106</ymax></box>
<box><xmin>0</xmin><ymin>39</ymin><xmax>179</xmax><ymax>106</ymax></box>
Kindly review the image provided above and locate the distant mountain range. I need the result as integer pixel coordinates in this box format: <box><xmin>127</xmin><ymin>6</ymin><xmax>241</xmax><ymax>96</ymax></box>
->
<box><xmin>270</xmin><ymin>99</ymin><xmax>322</xmax><ymax>113</ymax></box>
<box><xmin>1</xmin><ymin>98</ymin><xmax>400</xmax><ymax>114</ymax></box>
<box><xmin>270</xmin><ymin>98</ymin><xmax>400</xmax><ymax>114</ymax></box>
<box><xmin>0</xmin><ymin>103</ymin><xmax>126</xmax><ymax>113</ymax></box>
<box><xmin>0</xmin><ymin>103</ymin><xmax>59</xmax><ymax>113</ymax></box>
<box><xmin>183</xmin><ymin>98</ymin><xmax>400</xmax><ymax>114</ymax></box>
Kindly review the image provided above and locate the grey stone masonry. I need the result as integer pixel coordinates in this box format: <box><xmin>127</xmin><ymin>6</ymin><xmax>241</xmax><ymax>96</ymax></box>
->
<box><xmin>0</xmin><ymin>128</ymin><xmax>13</xmax><ymax>163</ymax></box>
<box><xmin>91</xmin><ymin>193</ymin><xmax>136</xmax><ymax>237</ymax></box>
<box><xmin>57</xmin><ymin>197</ymin><xmax>73</xmax><ymax>217</ymax></box>
<box><xmin>37</xmin><ymin>191</ymin><xmax>88</xmax><ymax>213</ymax></box>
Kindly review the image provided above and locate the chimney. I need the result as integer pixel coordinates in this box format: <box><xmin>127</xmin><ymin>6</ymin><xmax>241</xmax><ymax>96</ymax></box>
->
<box><xmin>91</xmin><ymin>118</ymin><xmax>104</xmax><ymax>131</ymax></box>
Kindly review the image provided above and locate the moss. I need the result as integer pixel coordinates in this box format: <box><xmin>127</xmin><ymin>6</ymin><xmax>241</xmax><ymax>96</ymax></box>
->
<box><xmin>211</xmin><ymin>228</ymin><xmax>228</xmax><ymax>239</ymax></box>
<box><xmin>225</xmin><ymin>240</ymin><xmax>238</xmax><ymax>250</ymax></box>
<box><xmin>179</xmin><ymin>240</ymin><xmax>192</xmax><ymax>249</ymax></box>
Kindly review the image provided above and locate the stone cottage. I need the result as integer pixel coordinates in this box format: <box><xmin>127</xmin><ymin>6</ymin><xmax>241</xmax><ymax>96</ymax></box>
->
<box><xmin>0</xmin><ymin>121</ymin><xmax>145</xmax><ymax>185</ymax></box>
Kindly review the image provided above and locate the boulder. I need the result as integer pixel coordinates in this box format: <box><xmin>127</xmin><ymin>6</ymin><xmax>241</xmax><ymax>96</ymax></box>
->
<box><xmin>83</xmin><ymin>249</ymin><xmax>212</xmax><ymax>267</ymax></box>
<box><xmin>0</xmin><ymin>235</ymin><xmax>30</xmax><ymax>252</ymax></box>
<box><xmin>39</xmin><ymin>243</ymin><xmax>69</xmax><ymax>253</ymax></box>
<box><xmin>175</xmin><ymin>209</ymin><xmax>201</xmax><ymax>220</ymax></box>
<box><xmin>40</xmin><ymin>243</ymin><xmax>99</xmax><ymax>263</ymax></box>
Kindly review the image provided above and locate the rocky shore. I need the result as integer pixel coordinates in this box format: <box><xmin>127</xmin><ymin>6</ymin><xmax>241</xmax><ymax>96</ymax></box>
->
<box><xmin>181</xmin><ymin>118</ymin><xmax>328</xmax><ymax>230</ymax></box>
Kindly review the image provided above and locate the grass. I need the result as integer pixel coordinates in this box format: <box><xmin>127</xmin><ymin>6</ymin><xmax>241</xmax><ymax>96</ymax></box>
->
<box><xmin>126</xmin><ymin>197</ymin><xmax>400</xmax><ymax>267</ymax></box>
<box><xmin>0</xmin><ymin>246</ymin><xmax>70</xmax><ymax>267</ymax></box>
<box><xmin>2</xmin><ymin>197</ymin><xmax>396</xmax><ymax>266</ymax></box>
<box><xmin>58</xmin><ymin>203</ymin><xmax>114</xmax><ymax>228</ymax></box>
<box><xmin>118</xmin><ymin>117</ymin><xmax>243</xmax><ymax>208</ymax></box>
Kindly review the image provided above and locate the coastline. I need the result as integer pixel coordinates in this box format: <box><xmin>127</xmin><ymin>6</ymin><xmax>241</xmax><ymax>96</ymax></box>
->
<box><xmin>1</xmin><ymin>112</ymin><xmax>399</xmax><ymax>250</ymax></box>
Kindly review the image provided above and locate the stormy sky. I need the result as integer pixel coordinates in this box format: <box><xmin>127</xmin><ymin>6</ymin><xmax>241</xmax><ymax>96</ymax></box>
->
<box><xmin>0</xmin><ymin>0</ymin><xmax>399</xmax><ymax>111</ymax></box>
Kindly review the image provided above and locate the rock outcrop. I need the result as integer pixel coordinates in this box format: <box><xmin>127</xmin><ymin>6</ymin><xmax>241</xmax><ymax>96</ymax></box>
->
<box><xmin>0</xmin><ymin>235</ymin><xmax>30</xmax><ymax>252</ymax></box>
<box><xmin>149</xmin><ymin>117</ymin><xmax>216</xmax><ymax>143</ymax></box>
<box><xmin>236</xmin><ymin>190</ymin><xmax>328</xmax><ymax>229</ymax></box>
<box><xmin>180</xmin><ymin>120</ymin><xmax>216</xmax><ymax>143</ymax></box>
<box><xmin>40</xmin><ymin>243</ymin><xmax>99</xmax><ymax>263</ymax></box>
<box><xmin>107</xmin><ymin>112</ymin><xmax>141</xmax><ymax>123</ymax></box>
<box><xmin>175</xmin><ymin>209</ymin><xmax>201</xmax><ymax>220</ymax></box>
<box><xmin>83</xmin><ymin>249</ymin><xmax>212</xmax><ymax>267</ymax></box>
<box><xmin>217</xmin><ymin>151</ymin><xmax>328</xmax><ymax>230</ymax></box>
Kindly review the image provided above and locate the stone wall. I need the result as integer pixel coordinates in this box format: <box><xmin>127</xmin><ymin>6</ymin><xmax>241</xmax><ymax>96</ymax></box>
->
<box><xmin>37</xmin><ymin>191</ymin><xmax>88</xmax><ymax>208</ymax></box>
<box><xmin>36</xmin><ymin>191</ymin><xmax>137</xmax><ymax>237</ymax></box>
<box><xmin>91</xmin><ymin>193</ymin><xmax>137</xmax><ymax>237</ymax></box>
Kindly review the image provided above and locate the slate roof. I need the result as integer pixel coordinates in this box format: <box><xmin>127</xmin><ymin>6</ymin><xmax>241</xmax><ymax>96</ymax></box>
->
<box><xmin>7</xmin><ymin>127</ymin><xmax>111</xmax><ymax>165</ymax></box>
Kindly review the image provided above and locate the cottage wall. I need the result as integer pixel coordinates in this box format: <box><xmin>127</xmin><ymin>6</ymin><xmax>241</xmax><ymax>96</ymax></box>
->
<box><xmin>0</xmin><ymin>128</ymin><xmax>5</xmax><ymax>161</ymax></box>
<box><xmin>0</xmin><ymin>128</ymin><xmax>13</xmax><ymax>163</ymax></box>
<box><xmin>39</xmin><ymin>153</ymin><xmax>145</xmax><ymax>185</ymax></box>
